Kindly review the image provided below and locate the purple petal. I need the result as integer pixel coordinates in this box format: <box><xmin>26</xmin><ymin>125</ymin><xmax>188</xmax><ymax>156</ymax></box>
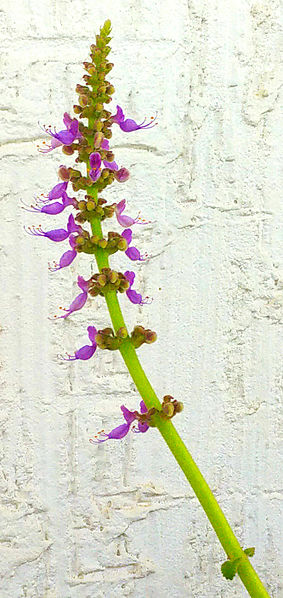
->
<box><xmin>119</xmin><ymin>118</ymin><xmax>141</xmax><ymax>132</ymax></box>
<box><xmin>116</xmin><ymin>200</ymin><xmax>126</xmax><ymax>216</ymax></box>
<box><xmin>89</xmin><ymin>152</ymin><xmax>101</xmax><ymax>170</ymax></box>
<box><xmin>49</xmin><ymin>248</ymin><xmax>77</xmax><ymax>272</ymax></box>
<box><xmin>69</xmin><ymin>120</ymin><xmax>79</xmax><ymax>137</ymax></box>
<box><xmin>101</xmin><ymin>139</ymin><xmax>110</xmax><ymax>150</ymax></box>
<box><xmin>41</xmin><ymin>201</ymin><xmax>66</xmax><ymax>215</ymax></box>
<box><xmin>67</xmin><ymin>214</ymin><xmax>81</xmax><ymax>234</ymax></box>
<box><xmin>137</xmin><ymin>421</ymin><xmax>149</xmax><ymax>433</ymax></box>
<box><xmin>103</xmin><ymin>159</ymin><xmax>119</xmax><ymax>171</ymax></box>
<box><xmin>61</xmin><ymin>192</ymin><xmax>76</xmax><ymax>208</ymax></box>
<box><xmin>108</xmin><ymin>422</ymin><xmax>131</xmax><ymax>439</ymax></box>
<box><xmin>87</xmin><ymin>326</ymin><xmax>97</xmax><ymax>345</ymax></box>
<box><xmin>49</xmin><ymin>137</ymin><xmax>62</xmax><ymax>150</ymax></box>
<box><xmin>52</xmin><ymin>129</ymin><xmax>75</xmax><ymax>145</ymax></box>
<box><xmin>126</xmin><ymin>289</ymin><xmax>143</xmax><ymax>304</ymax></box>
<box><xmin>77</xmin><ymin>276</ymin><xmax>89</xmax><ymax>292</ymax></box>
<box><xmin>45</xmin><ymin>228</ymin><xmax>69</xmax><ymax>242</ymax></box>
<box><xmin>90</xmin><ymin>168</ymin><xmax>101</xmax><ymax>182</ymax></box>
<box><xmin>63</xmin><ymin>112</ymin><xmax>73</xmax><ymax>128</ymax></box>
<box><xmin>48</xmin><ymin>181</ymin><xmax>68</xmax><ymax>200</ymax></box>
<box><xmin>69</xmin><ymin>235</ymin><xmax>76</xmax><ymax>249</ymax></box>
<box><xmin>116</xmin><ymin>213</ymin><xmax>135</xmax><ymax>227</ymax></box>
<box><xmin>111</xmin><ymin>105</ymin><xmax>125</xmax><ymax>124</ymax></box>
<box><xmin>75</xmin><ymin>344</ymin><xmax>96</xmax><ymax>360</ymax></box>
<box><xmin>121</xmin><ymin>228</ymin><xmax>132</xmax><ymax>245</ymax></box>
<box><xmin>120</xmin><ymin>405</ymin><xmax>136</xmax><ymax>424</ymax></box>
<box><xmin>124</xmin><ymin>270</ymin><xmax>135</xmax><ymax>286</ymax></box>
<box><xmin>125</xmin><ymin>246</ymin><xmax>143</xmax><ymax>261</ymax></box>
<box><xmin>140</xmin><ymin>400</ymin><xmax>148</xmax><ymax>414</ymax></box>
<box><xmin>60</xmin><ymin>291</ymin><xmax>87</xmax><ymax>319</ymax></box>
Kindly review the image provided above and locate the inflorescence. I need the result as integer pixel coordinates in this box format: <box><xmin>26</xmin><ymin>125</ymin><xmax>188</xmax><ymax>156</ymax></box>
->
<box><xmin>28</xmin><ymin>20</ymin><xmax>183</xmax><ymax>443</ymax></box>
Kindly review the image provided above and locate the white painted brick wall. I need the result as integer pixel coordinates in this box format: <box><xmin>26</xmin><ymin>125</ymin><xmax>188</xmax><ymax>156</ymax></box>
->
<box><xmin>0</xmin><ymin>1</ymin><xmax>282</xmax><ymax>596</ymax></box>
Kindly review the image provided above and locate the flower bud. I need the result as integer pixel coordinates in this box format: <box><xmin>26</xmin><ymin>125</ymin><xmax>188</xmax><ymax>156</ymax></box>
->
<box><xmin>109</xmin><ymin>270</ymin><xmax>118</xmax><ymax>284</ymax></box>
<box><xmin>62</xmin><ymin>144</ymin><xmax>74</xmax><ymax>155</ymax></box>
<box><xmin>82</xmin><ymin>75</ymin><xmax>91</xmax><ymax>84</ymax></box>
<box><xmin>117</xmin><ymin>238</ymin><xmax>127</xmax><ymax>251</ymax></box>
<box><xmin>163</xmin><ymin>395</ymin><xmax>174</xmax><ymax>403</ymax></box>
<box><xmin>79</xmin><ymin>95</ymin><xmax>89</xmax><ymax>107</ymax></box>
<box><xmin>162</xmin><ymin>403</ymin><xmax>175</xmax><ymax>418</ymax></box>
<box><xmin>86</xmin><ymin>200</ymin><xmax>96</xmax><ymax>211</ymax></box>
<box><xmin>106</xmin><ymin>85</ymin><xmax>115</xmax><ymax>95</ymax></box>
<box><xmin>90</xmin><ymin>235</ymin><xmax>99</xmax><ymax>244</ymax></box>
<box><xmin>97</xmin><ymin>274</ymin><xmax>107</xmax><ymax>287</ymax></box>
<box><xmin>95</xmin><ymin>121</ymin><xmax>103</xmax><ymax>132</ymax></box>
<box><xmin>117</xmin><ymin>327</ymin><xmax>128</xmax><ymax>339</ymax></box>
<box><xmin>93</xmin><ymin>132</ymin><xmax>104</xmax><ymax>149</ymax></box>
<box><xmin>145</xmin><ymin>331</ymin><xmax>157</xmax><ymax>344</ymax></box>
<box><xmin>98</xmin><ymin>238</ymin><xmax>107</xmax><ymax>249</ymax></box>
<box><xmin>115</xmin><ymin>168</ymin><xmax>130</xmax><ymax>183</ymax></box>
<box><xmin>58</xmin><ymin>165</ymin><xmax>70</xmax><ymax>181</ymax></box>
<box><xmin>73</xmin><ymin>104</ymin><xmax>82</xmax><ymax>114</ymax></box>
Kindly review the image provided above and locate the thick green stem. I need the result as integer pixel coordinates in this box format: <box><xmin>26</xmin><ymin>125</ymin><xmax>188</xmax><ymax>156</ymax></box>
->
<box><xmin>89</xmin><ymin>206</ymin><xmax>270</xmax><ymax>597</ymax></box>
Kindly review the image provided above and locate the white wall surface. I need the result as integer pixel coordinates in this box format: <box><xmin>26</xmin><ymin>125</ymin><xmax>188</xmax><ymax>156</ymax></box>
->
<box><xmin>0</xmin><ymin>1</ymin><xmax>282</xmax><ymax>596</ymax></box>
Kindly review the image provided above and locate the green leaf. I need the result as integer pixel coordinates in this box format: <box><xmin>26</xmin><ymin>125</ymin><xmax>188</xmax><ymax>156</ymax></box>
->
<box><xmin>244</xmin><ymin>547</ymin><xmax>255</xmax><ymax>557</ymax></box>
<box><xmin>221</xmin><ymin>557</ymin><xmax>242</xmax><ymax>580</ymax></box>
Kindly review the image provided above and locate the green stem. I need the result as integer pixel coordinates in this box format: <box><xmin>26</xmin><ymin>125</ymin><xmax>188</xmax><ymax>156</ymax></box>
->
<box><xmin>89</xmin><ymin>207</ymin><xmax>270</xmax><ymax>597</ymax></box>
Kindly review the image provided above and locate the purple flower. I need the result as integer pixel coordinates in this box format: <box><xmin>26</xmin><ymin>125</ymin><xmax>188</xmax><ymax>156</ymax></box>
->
<box><xmin>121</xmin><ymin>229</ymin><xmax>147</xmax><ymax>261</ymax></box>
<box><xmin>111</xmin><ymin>105</ymin><xmax>157</xmax><ymax>132</ymax></box>
<box><xmin>124</xmin><ymin>271</ymin><xmax>151</xmax><ymax>305</ymax></box>
<box><xmin>22</xmin><ymin>191</ymin><xmax>76</xmax><ymax>215</ymax></box>
<box><xmin>53</xmin><ymin>276</ymin><xmax>89</xmax><ymax>319</ymax></box>
<box><xmin>89</xmin><ymin>400</ymin><xmax>149</xmax><ymax>444</ymax></box>
<box><xmin>115</xmin><ymin>199</ymin><xmax>148</xmax><ymax>228</ymax></box>
<box><xmin>60</xmin><ymin>325</ymin><xmax>97</xmax><ymax>361</ymax></box>
<box><xmin>48</xmin><ymin>235</ymin><xmax>77</xmax><ymax>272</ymax></box>
<box><xmin>26</xmin><ymin>214</ymin><xmax>81</xmax><ymax>242</ymax></box>
<box><xmin>89</xmin><ymin>150</ymin><xmax>118</xmax><ymax>182</ymax></box>
<box><xmin>39</xmin><ymin>113</ymin><xmax>82</xmax><ymax>153</ymax></box>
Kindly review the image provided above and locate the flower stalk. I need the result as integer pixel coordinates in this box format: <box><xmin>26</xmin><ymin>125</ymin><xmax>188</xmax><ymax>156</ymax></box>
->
<box><xmin>89</xmin><ymin>202</ymin><xmax>270</xmax><ymax>598</ymax></box>
<box><xmin>28</xmin><ymin>19</ymin><xmax>271</xmax><ymax>597</ymax></box>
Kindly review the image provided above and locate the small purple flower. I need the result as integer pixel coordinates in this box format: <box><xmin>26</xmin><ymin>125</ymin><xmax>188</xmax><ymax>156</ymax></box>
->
<box><xmin>22</xmin><ymin>191</ymin><xmax>76</xmax><ymax>215</ymax></box>
<box><xmin>60</xmin><ymin>325</ymin><xmax>97</xmax><ymax>361</ymax></box>
<box><xmin>115</xmin><ymin>199</ymin><xmax>149</xmax><ymax>228</ymax></box>
<box><xmin>48</xmin><ymin>235</ymin><xmax>77</xmax><ymax>272</ymax></box>
<box><xmin>26</xmin><ymin>214</ymin><xmax>81</xmax><ymax>242</ymax></box>
<box><xmin>89</xmin><ymin>400</ymin><xmax>149</xmax><ymax>444</ymax></box>
<box><xmin>89</xmin><ymin>150</ymin><xmax>118</xmax><ymax>182</ymax></box>
<box><xmin>121</xmin><ymin>229</ymin><xmax>147</xmax><ymax>261</ymax></box>
<box><xmin>124</xmin><ymin>271</ymin><xmax>151</xmax><ymax>305</ymax></box>
<box><xmin>39</xmin><ymin>113</ymin><xmax>82</xmax><ymax>153</ymax></box>
<box><xmin>111</xmin><ymin>105</ymin><xmax>157</xmax><ymax>132</ymax></box>
<box><xmin>53</xmin><ymin>276</ymin><xmax>89</xmax><ymax>319</ymax></box>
